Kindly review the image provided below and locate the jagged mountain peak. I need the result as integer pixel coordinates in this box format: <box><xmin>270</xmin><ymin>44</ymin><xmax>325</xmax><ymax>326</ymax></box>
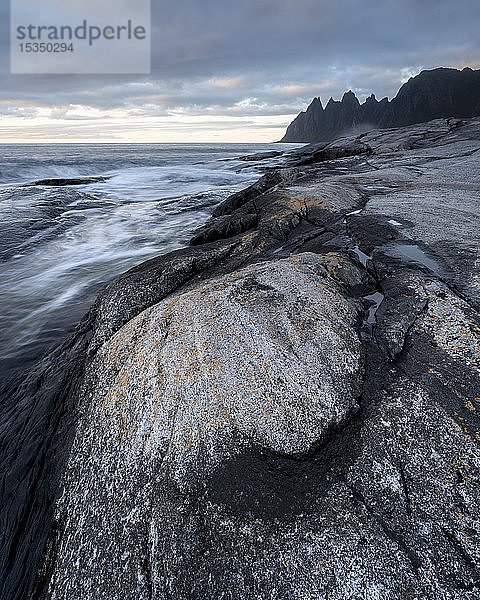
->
<box><xmin>308</xmin><ymin>96</ymin><xmax>323</xmax><ymax>110</ymax></box>
<box><xmin>280</xmin><ymin>67</ymin><xmax>480</xmax><ymax>142</ymax></box>
<box><xmin>341</xmin><ymin>90</ymin><xmax>360</xmax><ymax>105</ymax></box>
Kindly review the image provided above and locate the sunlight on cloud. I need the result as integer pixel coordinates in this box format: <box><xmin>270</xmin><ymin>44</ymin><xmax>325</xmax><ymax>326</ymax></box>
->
<box><xmin>0</xmin><ymin>111</ymin><xmax>294</xmax><ymax>142</ymax></box>
<box><xmin>210</xmin><ymin>76</ymin><xmax>247</xmax><ymax>89</ymax></box>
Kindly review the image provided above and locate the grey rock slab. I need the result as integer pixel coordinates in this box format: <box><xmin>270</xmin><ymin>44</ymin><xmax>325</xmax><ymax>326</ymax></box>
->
<box><xmin>43</xmin><ymin>253</ymin><xmax>364</xmax><ymax>599</ymax></box>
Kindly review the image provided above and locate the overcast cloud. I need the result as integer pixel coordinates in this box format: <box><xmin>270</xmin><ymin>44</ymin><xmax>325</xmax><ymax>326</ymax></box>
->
<box><xmin>1</xmin><ymin>0</ymin><xmax>479</xmax><ymax>142</ymax></box>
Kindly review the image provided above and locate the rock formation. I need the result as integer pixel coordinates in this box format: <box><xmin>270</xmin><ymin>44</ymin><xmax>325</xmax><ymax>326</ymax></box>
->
<box><xmin>22</xmin><ymin>176</ymin><xmax>108</xmax><ymax>187</ymax></box>
<box><xmin>280</xmin><ymin>67</ymin><xmax>480</xmax><ymax>142</ymax></box>
<box><xmin>1</xmin><ymin>117</ymin><xmax>480</xmax><ymax>599</ymax></box>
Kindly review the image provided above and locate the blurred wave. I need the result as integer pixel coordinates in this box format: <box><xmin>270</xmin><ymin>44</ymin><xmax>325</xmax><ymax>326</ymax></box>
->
<box><xmin>0</xmin><ymin>142</ymin><xmax>291</xmax><ymax>384</ymax></box>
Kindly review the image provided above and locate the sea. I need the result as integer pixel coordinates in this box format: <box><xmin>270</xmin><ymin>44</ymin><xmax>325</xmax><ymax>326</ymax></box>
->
<box><xmin>0</xmin><ymin>143</ymin><xmax>297</xmax><ymax>390</ymax></box>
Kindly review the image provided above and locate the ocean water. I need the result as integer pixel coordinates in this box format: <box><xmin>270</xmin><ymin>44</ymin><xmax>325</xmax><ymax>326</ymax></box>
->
<box><xmin>0</xmin><ymin>143</ymin><xmax>294</xmax><ymax>386</ymax></box>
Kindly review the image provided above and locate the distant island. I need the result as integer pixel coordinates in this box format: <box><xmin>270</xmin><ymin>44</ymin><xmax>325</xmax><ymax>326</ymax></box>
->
<box><xmin>280</xmin><ymin>66</ymin><xmax>480</xmax><ymax>142</ymax></box>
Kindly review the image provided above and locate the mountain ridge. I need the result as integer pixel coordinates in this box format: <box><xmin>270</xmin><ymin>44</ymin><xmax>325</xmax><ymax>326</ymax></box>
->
<box><xmin>280</xmin><ymin>67</ymin><xmax>480</xmax><ymax>142</ymax></box>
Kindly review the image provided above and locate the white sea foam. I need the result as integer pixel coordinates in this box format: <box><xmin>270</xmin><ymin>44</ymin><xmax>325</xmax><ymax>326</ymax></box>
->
<box><xmin>0</xmin><ymin>143</ymin><xmax>290</xmax><ymax>368</ymax></box>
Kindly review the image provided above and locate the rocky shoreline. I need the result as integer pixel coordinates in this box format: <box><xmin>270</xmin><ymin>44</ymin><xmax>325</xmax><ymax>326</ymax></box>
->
<box><xmin>2</xmin><ymin>117</ymin><xmax>480</xmax><ymax>599</ymax></box>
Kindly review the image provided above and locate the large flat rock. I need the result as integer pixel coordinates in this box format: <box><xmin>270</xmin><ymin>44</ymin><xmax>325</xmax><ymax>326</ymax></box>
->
<box><xmin>43</xmin><ymin>253</ymin><xmax>364</xmax><ymax>599</ymax></box>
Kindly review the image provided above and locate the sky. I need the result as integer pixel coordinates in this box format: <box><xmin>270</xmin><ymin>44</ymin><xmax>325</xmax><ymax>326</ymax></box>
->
<box><xmin>1</xmin><ymin>0</ymin><xmax>479</xmax><ymax>143</ymax></box>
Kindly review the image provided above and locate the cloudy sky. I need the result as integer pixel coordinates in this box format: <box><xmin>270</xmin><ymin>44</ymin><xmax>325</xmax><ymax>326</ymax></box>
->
<box><xmin>1</xmin><ymin>0</ymin><xmax>479</xmax><ymax>143</ymax></box>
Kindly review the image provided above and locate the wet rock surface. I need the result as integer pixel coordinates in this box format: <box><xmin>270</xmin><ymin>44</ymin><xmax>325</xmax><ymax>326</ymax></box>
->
<box><xmin>22</xmin><ymin>176</ymin><xmax>108</xmax><ymax>187</ymax></box>
<box><xmin>2</xmin><ymin>117</ymin><xmax>480</xmax><ymax>599</ymax></box>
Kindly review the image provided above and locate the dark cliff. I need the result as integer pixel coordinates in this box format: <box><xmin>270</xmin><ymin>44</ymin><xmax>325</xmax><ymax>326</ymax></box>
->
<box><xmin>280</xmin><ymin>67</ymin><xmax>480</xmax><ymax>142</ymax></box>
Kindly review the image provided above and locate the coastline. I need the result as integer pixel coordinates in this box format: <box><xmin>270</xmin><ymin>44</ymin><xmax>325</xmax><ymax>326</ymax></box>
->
<box><xmin>2</xmin><ymin>117</ymin><xmax>480</xmax><ymax>599</ymax></box>
<box><xmin>0</xmin><ymin>142</ymin><xmax>295</xmax><ymax>394</ymax></box>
